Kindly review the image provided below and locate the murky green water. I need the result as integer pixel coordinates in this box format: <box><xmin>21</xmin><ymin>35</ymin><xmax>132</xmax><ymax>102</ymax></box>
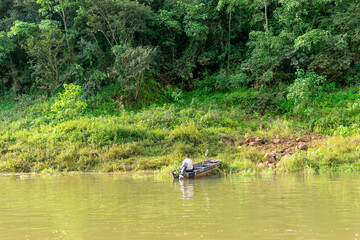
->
<box><xmin>1</xmin><ymin>174</ymin><xmax>360</xmax><ymax>240</ymax></box>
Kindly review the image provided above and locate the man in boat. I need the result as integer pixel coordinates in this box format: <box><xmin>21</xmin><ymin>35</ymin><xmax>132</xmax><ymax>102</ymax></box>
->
<box><xmin>179</xmin><ymin>155</ymin><xmax>194</xmax><ymax>179</ymax></box>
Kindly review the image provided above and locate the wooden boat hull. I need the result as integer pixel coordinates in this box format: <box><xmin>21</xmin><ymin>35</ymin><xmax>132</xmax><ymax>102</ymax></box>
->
<box><xmin>172</xmin><ymin>159</ymin><xmax>221</xmax><ymax>179</ymax></box>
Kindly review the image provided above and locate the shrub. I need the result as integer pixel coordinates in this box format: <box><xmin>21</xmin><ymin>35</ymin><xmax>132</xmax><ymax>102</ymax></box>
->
<box><xmin>229</xmin><ymin>72</ymin><xmax>251</xmax><ymax>88</ymax></box>
<box><xmin>287</xmin><ymin>69</ymin><xmax>327</xmax><ymax>108</ymax></box>
<box><xmin>83</xmin><ymin>70</ymin><xmax>106</xmax><ymax>98</ymax></box>
<box><xmin>164</xmin><ymin>86</ymin><xmax>185</xmax><ymax>104</ymax></box>
<box><xmin>51</xmin><ymin>84</ymin><xmax>87</xmax><ymax>119</ymax></box>
<box><xmin>198</xmin><ymin>70</ymin><xmax>251</xmax><ymax>94</ymax></box>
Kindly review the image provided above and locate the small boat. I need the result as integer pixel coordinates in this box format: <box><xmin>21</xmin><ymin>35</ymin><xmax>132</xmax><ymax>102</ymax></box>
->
<box><xmin>171</xmin><ymin>159</ymin><xmax>221</xmax><ymax>179</ymax></box>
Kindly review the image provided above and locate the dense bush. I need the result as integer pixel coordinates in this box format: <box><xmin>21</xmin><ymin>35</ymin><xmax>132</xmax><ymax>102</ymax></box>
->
<box><xmin>287</xmin><ymin>69</ymin><xmax>327</xmax><ymax>108</ymax></box>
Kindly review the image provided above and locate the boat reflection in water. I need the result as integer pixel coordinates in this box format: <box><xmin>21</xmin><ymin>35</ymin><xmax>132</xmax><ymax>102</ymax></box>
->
<box><xmin>179</xmin><ymin>179</ymin><xmax>195</xmax><ymax>200</ymax></box>
<box><xmin>177</xmin><ymin>179</ymin><xmax>213</xmax><ymax>221</ymax></box>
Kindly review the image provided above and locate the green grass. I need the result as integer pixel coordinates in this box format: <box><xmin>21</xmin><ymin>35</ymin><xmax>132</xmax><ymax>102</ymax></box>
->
<box><xmin>1</xmin><ymin>86</ymin><xmax>360</xmax><ymax>175</ymax></box>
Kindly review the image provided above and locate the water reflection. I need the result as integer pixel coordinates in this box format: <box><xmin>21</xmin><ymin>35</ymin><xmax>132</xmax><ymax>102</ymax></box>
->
<box><xmin>179</xmin><ymin>179</ymin><xmax>195</xmax><ymax>200</ymax></box>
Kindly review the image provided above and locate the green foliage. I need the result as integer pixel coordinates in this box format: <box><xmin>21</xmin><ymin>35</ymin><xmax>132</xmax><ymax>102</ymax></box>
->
<box><xmin>164</xmin><ymin>86</ymin><xmax>185</xmax><ymax>104</ymax></box>
<box><xmin>0</xmin><ymin>31</ymin><xmax>15</xmax><ymax>63</ymax></box>
<box><xmin>82</xmin><ymin>70</ymin><xmax>106</xmax><ymax>98</ymax></box>
<box><xmin>112</xmin><ymin>44</ymin><xmax>157</xmax><ymax>100</ymax></box>
<box><xmin>8</xmin><ymin>20</ymin><xmax>37</xmax><ymax>37</ymax></box>
<box><xmin>242</xmin><ymin>31</ymin><xmax>289</xmax><ymax>86</ymax></box>
<box><xmin>51</xmin><ymin>84</ymin><xmax>87</xmax><ymax>119</ymax></box>
<box><xmin>198</xmin><ymin>70</ymin><xmax>251</xmax><ymax>94</ymax></box>
<box><xmin>287</xmin><ymin>69</ymin><xmax>327</xmax><ymax>108</ymax></box>
<box><xmin>2</xmin><ymin>85</ymin><xmax>360</xmax><ymax>174</ymax></box>
<box><xmin>14</xmin><ymin>20</ymin><xmax>66</xmax><ymax>93</ymax></box>
<box><xmin>333</xmin><ymin>125</ymin><xmax>360</xmax><ymax>138</ymax></box>
<box><xmin>294</xmin><ymin>29</ymin><xmax>330</xmax><ymax>51</ymax></box>
<box><xmin>85</xmin><ymin>0</ymin><xmax>153</xmax><ymax>47</ymax></box>
<box><xmin>1</xmin><ymin>0</ymin><xmax>359</xmax><ymax>98</ymax></box>
<box><xmin>2</xmin><ymin>0</ymin><xmax>360</xmax><ymax>175</ymax></box>
<box><xmin>177</xmin><ymin>1</ymin><xmax>209</xmax><ymax>41</ymax></box>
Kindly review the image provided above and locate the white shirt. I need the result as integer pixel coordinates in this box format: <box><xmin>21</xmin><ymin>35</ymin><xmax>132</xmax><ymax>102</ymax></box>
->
<box><xmin>181</xmin><ymin>158</ymin><xmax>193</xmax><ymax>170</ymax></box>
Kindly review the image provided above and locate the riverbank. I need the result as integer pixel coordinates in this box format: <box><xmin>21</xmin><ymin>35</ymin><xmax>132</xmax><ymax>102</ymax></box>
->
<box><xmin>1</xmin><ymin>86</ymin><xmax>360</xmax><ymax>175</ymax></box>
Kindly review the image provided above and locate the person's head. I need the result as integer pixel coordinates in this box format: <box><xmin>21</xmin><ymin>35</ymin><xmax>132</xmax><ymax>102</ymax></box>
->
<box><xmin>185</xmin><ymin>154</ymin><xmax>189</xmax><ymax>158</ymax></box>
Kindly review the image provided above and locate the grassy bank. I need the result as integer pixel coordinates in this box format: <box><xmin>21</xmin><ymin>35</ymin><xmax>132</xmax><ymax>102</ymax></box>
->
<box><xmin>1</xmin><ymin>85</ymin><xmax>360</xmax><ymax>175</ymax></box>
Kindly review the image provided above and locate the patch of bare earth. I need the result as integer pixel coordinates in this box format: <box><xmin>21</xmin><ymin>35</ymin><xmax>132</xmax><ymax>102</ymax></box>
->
<box><xmin>220</xmin><ymin>133</ymin><xmax>322</xmax><ymax>168</ymax></box>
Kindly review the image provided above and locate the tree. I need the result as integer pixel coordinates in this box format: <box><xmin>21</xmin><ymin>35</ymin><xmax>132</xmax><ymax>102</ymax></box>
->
<box><xmin>0</xmin><ymin>31</ymin><xmax>16</xmax><ymax>93</ymax></box>
<box><xmin>0</xmin><ymin>32</ymin><xmax>16</xmax><ymax>70</ymax></box>
<box><xmin>217</xmin><ymin>0</ymin><xmax>248</xmax><ymax>70</ymax></box>
<box><xmin>112</xmin><ymin>44</ymin><xmax>157</xmax><ymax>100</ymax></box>
<box><xmin>10</xmin><ymin>20</ymin><xmax>65</xmax><ymax>93</ymax></box>
<box><xmin>36</xmin><ymin>0</ymin><xmax>80</xmax><ymax>54</ymax></box>
<box><xmin>85</xmin><ymin>0</ymin><xmax>153</xmax><ymax>48</ymax></box>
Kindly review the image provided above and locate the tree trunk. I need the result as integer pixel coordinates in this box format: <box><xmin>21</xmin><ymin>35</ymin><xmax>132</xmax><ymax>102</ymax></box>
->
<box><xmin>227</xmin><ymin>3</ymin><xmax>232</xmax><ymax>70</ymax></box>
<box><xmin>264</xmin><ymin>0</ymin><xmax>269</xmax><ymax>32</ymax></box>
<box><xmin>135</xmin><ymin>72</ymin><xmax>144</xmax><ymax>101</ymax></box>
<box><xmin>58</xmin><ymin>0</ymin><xmax>71</xmax><ymax>56</ymax></box>
<box><xmin>61</xmin><ymin>8</ymin><xmax>70</xmax><ymax>54</ymax></box>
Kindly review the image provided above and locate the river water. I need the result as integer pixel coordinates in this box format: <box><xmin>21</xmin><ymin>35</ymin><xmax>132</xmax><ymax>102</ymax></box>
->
<box><xmin>1</xmin><ymin>174</ymin><xmax>360</xmax><ymax>240</ymax></box>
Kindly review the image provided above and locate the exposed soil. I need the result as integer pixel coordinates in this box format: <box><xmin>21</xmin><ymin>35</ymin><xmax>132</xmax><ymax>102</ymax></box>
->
<box><xmin>220</xmin><ymin>133</ymin><xmax>323</xmax><ymax>168</ymax></box>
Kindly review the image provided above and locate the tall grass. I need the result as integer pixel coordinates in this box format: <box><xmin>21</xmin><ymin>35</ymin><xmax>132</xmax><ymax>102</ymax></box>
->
<box><xmin>1</xmin><ymin>86</ymin><xmax>360</xmax><ymax>174</ymax></box>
